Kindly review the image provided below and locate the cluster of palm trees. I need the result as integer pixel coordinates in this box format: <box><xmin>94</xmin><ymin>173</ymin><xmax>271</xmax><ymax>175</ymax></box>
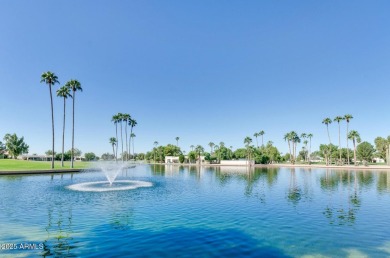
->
<box><xmin>110</xmin><ymin>113</ymin><xmax>137</xmax><ymax>162</ymax></box>
<box><xmin>322</xmin><ymin>114</ymin><xmax>360</xmax><ymax>165</ymax></box>
<box><xmin>253</xmin><ymin>130</ymin><xmax>265</xmax><ymax>147</ymax></box>
<box><xmin>283</xmin><ymin>131</ymin><xmax>313</xmax><ymax>164</ymax></box>
<box><xmin>41</xmin><ymin>71</ymin><xmax>82</xmax><ymax>168</ymax></box>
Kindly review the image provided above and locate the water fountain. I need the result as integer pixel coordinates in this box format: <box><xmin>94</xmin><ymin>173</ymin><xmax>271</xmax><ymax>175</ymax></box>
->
<box><xmin>67</xmin><ymin>162</ymin><xmax>153</xmax><ymax>192</ymax></box>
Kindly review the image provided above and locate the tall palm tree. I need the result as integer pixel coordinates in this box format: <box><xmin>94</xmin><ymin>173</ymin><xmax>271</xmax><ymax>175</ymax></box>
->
<box><xmin>290</xmin><ymin>131</ymin><xmax>300</xmax><ymax>163</ymax></box>
<box><xmin>41</xmin><ymin>71</ymin><xmax>59</xmax><ymax>169</ymax></box>
<box><xmin>322</xmin><ymin>118</ymin><xmax>332</xmax><ymax>145</ymax></box>
<box><xmin>190</xmin><ymin>145</ymin><xmax>194</xmax><ymax>151</ymax></box>
<box><xmin>334</xmin><ymin>116</ymin><xmax>345</xmax><ymax>164</ymax></box>
<box><xmin>348</xmin><ymin>130</ymin><xmax>361</xmax><ymax>166</ymax></box>
<box><xmin>175</xmin><ymin>137</ymin><xmax>180</xmax><ymax>147</ymax></box>
<box><xmin>122</xmin><ymin>113</ymin><xmax>131</xmax><ymax>161</ymax></box>
<box><xmin>214</xmin><ymin>145</ymin><xmax>220</xmax><ymax>161</ymax></box>
<box><xmin>219</xmin><ymin>142</ymin><xmax>225</xmax><ymax>148</ymax></box>
<box><xmin>111</xmin><ymin>114</ymin><xmax>121</xmax><ymax>161</ymax></box>
<box><xmin>284</xmin><ymin>133</ymin><xmax>292</xmax><ymax>163</ymax></box>
<box><xmin>259</xmin><ymin>130</ymin><xmax>265</xmax><ymax>147</ymax></box>
<box><xmin>208</xmin><ymin>142</ymin><xmax>215</xmax><ymax>154</ymax></box>
<box><xmin>244</xmin><ymin>136</ymin><xmax>253</xmax><ymax>165</ymax></box>
<box><xmin>66</xmin><ymin>79</ymin><xmax>82</xmax><ymax>168</ymax></box>
<box><xmin>153</xmin><ymin>141</ymin><xmax>158</xmax><ymax>162</ymax></box>
<box><xmin>131</xmin><ymin>133</ymin><xmax>136</xmax><ymax>158</ymax></box>
<box><xmin>56</xmin><ymin>86</ymin><xmax>71</xmax><ymax>167</ymax></box>
<box><xmin>116</xmin><ymin>113</ymin><xmax>125</xmax><ymax>162</ymax></box>
<box><xmin>300</xmin><ymin>133</ymin><xmax>307</xmax><ymax>162</ymax></box>
<box><xmin>303</xmin><ymin>140</ymin><xmax>308</xmax><ymax>162</ymax></box>
<box><xmin>253</xmin><ymin>132</ymin><xmax>260</xmax><ymax>148</ymax></box>
<box><xmin>307</xmin><ymin>133</ymin><xmax>313</xmax><ymax>163</ymax></box>
<box><xmin>344</xmin><ymin>114</ymin><xmax>353</xmax><ymax>165</ymax></box>
<box><xmin>129</xmin><ymin>118</ymin><xmax>137</xmax><ymax>157</ymax></box>
<box><xmin>109</xmin><ymin>137</ymin><xmax>117</xmax><ymax>159</ymax></box>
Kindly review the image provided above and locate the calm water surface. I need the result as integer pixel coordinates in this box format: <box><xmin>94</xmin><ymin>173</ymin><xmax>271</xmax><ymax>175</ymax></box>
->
<box><xmin>1</xmin><ymin>165</ymin><xmax>390</xmax><ymax>257</ymax></box>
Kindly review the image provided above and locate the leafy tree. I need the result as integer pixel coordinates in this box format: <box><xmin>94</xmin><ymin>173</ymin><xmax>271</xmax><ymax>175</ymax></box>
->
<box><xmin>66</xmin><ymin>79</ymin><xmax>83</xmax><ymax>168</ymax></box>
<box><xmin>101</xmin><ymin>153</ymin><xmax>115</xmax><ymax>160</ymax></box>
<box><xmin>164</xmin><ymin>144</ymin><xmax>182</xmax><ymax>156</ymax></box>
<box><xmin>374</xmin><ymin>136</ymin><xmax>390</xmax><ymax>162</ymax></box>
<box><xmin>56</xmin><ymin>85</ymin><xmax>72</xmax><ymax>167</ymax></box>
<box><xmin>319</xmin><ymin>144</ymin><xmax>338</xmax><ymax>165</ymax></box>
<box><xmin>179</xmin><ymin>154</ymin><xmax>185</xmax><ymax>163</ymax></box>
<box><xmin>344</xmin><ymin>114</ymin><xmax>353</xmax><ymax>164</ymax></box>
<box><xmin>348</xmin><ymin>130</ymin><xmax>361</xmax><ymax>165</ymax></box>
<box><xmin>45</xmin><ymin>150</ymin><xmax>57</xmax><ymax>156</ymax></box>
<box><xmin>234</xmin><ymin>148</ymin><xmax>247</xmax><ymax>159</ymax></box>
<box><xmin>40</xmin><ymin>71</ymin><xmax>59</xmax><ymax>168</ymax></box>
<box><xmin>66</xmin><ymin>148</ymin><xmax>82</xmax><ymax>158</ymax></box>
<box><xmin>263</xmin><ymin>141</ymin><xmax>281</xmax><ymax>163</ymax></box>
<box><xmin>84</xmin><ymin>152</ymin><xmax>97</xmax><ymax>161</ymax></box>
<box><xmin>0</xmin><ymin>141</ymin><xmax>5</xmax><ymax>158</ymax></box>
<box><xmin>137</xmin><ymin>153</ymin><xmax>145</xmax><ymax>160</ymax></box>
<box><xmin>357</xmin><ymin>141</ymin><xmax>375</xmax><ymax>163</ymax></box>
<box><xmin>3</xmin><ymin>133</ymin><xmax>29</xmax><ymax>159</ymax></box>
<box><xmin>187</xmin><ymin>151</ymin><xmax>197</xmax><ymax>163</ymax></box>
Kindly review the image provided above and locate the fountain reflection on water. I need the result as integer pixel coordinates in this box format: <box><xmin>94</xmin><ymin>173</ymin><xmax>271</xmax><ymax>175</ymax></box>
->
<box><xmin>67</xmin><ymin>162</ymin><xmax>153</xmax><ymax>192</ymax></box>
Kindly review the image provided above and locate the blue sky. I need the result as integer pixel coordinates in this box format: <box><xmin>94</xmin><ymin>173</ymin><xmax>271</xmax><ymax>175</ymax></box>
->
<box><xmin>1</xmin><ymin>1</ymin><xmax>390</xmax><ymax>156</ymax></box>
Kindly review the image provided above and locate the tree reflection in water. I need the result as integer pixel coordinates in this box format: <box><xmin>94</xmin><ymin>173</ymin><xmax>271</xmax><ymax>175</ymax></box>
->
<box><xmin>320</xmin><ymin>170</ymin><xmax>376</xmax><ymax>226</ymax></box>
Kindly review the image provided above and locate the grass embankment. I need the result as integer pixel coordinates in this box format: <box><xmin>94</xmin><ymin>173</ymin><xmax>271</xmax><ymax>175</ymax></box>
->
<box><xmin>0</xmin><ymin>159</ymin><xmax>92</xmax><ymax>171</ymax></box>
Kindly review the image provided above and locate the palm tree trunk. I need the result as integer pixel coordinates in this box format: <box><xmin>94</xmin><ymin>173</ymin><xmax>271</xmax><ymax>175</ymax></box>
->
<box><xmin>346</xmin><ymin>122</ymin><xmax>350</xmax><ymax>165</ymax></box>
<box><xmin>49</xmin><ymin>84</ymin><xmax>55</xmax><ymax>169</ymax></box>
<box><xmin>353</xmin><ymin>140</ymin><xmax>357</xmax><ymax>165</ymax></box>
<box><xmin>115</xmin><ymin>124</ymin><xmax>118</xmax><ymax>162</ymax></box>
<box><xmin>309</xmin><ymin>138</ymin><xmax>312</xmax><ymax>163</ymax></box>
<box><xmin>129</xmin><ymin>126</ymin><xmax>133</xmax><ymax>160</ymax></box>
<box><xmin>288</xmin><ymin>141</ymin><xmax>292</xmax><ymax>163</ymax></box>
<box><xmin>261</xmin><ymin>136</ymin><xmax>264</xmax><ymax>147</ymax></box>
<box><xmin>71</xmin><ymin>91</ymin><xmax>75</xmax><ymax>168</ymax></box>
<box><xmin>255</xmin><ymin>137</ymin><xmax>258</xmax><ymax>148</ymax></box>
<box><xmin>338</xmin><ymin>123</ymin><xmax>341</xmax><ymax>164</ymax></box>
<box><xmin>125</xmin><ymin>123</ymin><xmax>128</xmax><ymax>161</ymax></box>
<box><xmin>112</xmin><ymin>144</ymin><xmax>116</xmax><ymax>159</ymax></box>
<box><xmin>327</xmin><ymin>125</ymin><xmax>331</xmax><ymax>145</ymax></box>
<box><xmin>132</xmin><ymin>136</ymin><xmax>135</xmax><ymax>158</ymax></box>
<box><xmin>120</xmin><ymin>122</ymin><xmax>124</xmax><ymax>162</ymax></box>
<box><xmin>61</xmin><ymin>97</ymin><xmax>66</xmax><ymax>167</ymax></box>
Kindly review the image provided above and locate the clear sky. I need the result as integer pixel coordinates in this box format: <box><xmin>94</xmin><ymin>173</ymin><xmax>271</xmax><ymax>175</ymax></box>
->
<box><xmin>1</xmin><ymin>1</ymin><xmax>390</xmax><ymax>156</ymax></box>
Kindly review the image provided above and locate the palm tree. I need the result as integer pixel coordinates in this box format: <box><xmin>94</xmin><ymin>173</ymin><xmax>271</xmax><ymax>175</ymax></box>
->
<box><xmin>116</xmin><ymin>113</ymin><xmax>125</xmax><ymax>162</ymax></box>
<box><xmin>153</xmin><ymin>141</ymin><xmax>158</xmax><ymax>162</ymax></box>
<box><xmin>322</xmin><ymin>118</ymin><xmax>332</xmax><ymax>145</ymax></box>
<box><xmin>344</xmin><ymin>114</ymin><xmax>353</xmax><ymax>165</ymax></box>
<box><xmin>219</xmin><ymin>142</ymin><xmax>225</xmax><ymax>148</ymax></box>
<box><xmin>194</xmin><ymin>145</ymin><xmax>204</xmax><ymax>165</ymax></box>
<box><xmin>56</xmin><ymin>86</ymin><xmax>71</xmax><ymax>167</ymax></box>
<box><xmin>122</xmin><ymin>114</ymin><xmax>131</xmax><ymax>161</ymax></box>
<box><xmin>65</xmin><ymin>79</ymin><xmax>82</xmax><ymax>168</ymax></box>
<box><xmin>259</xmin><ymin>130</ymin><xmax>265</xmax><ymax>147</ymax></box>
<box><xmin>244</xmin><ymin>136</ymin><xmax>253</xmax><ymax>165</ymax></box>
<box><xmin>40</xmin><ymin>71</ymin><xmax>59</xmax><ymax>169</ymax></box>
<box><xmin>300</xmin><ymin>133</ymin><xmax>307</xmax><ymax>162</ymax></box>
<box><xmin>208</xmin><ymin>142</ymin><xmax>215</xmax><ymax>154</ymax></box>
<box><xmin>284</xmin><ymin>133</ymin><xmax>292</xmax><ymax>163</ymax></box>
<box><xmin>131</xmin><ymin>133</ymin><xmax>136</xmax><ymax>159</ymax></box>
<box><xmin>190</xmin><ymin>145</ymin><xmax>194</xmax><ymax>151</ymax></box>
<box><xmin>109</xmin><ymin>137</ymin><xmax>117</xmax><ymax>159</ymax></box>
<box><xmin>334</xmin><ymin>116</ymin><xmax>345</xmax><ymax>164</ymax></box>
<box><xmin>214</xmin><ymin>145</ymin><xmax>220</xmax><ymax>162</ymax></box>
<box><xmin>175</xmin><ymin>137</ymin><xmax>180</xmax><ymax>147</ymax></box>
<box><xmin>253</xmin><ymin>132</ymin><xmax>260</xmax><ymax>148</ymax></box>
<box><xmin>307</xmin><ymin>133</ymin><xmax>313</xmax><ymax>163</ymax></box>
<box><xmin>303</xmin><ymin>140</ymin><xmax>308</xmax><ymax>162</ymax></box>
<box><xmin>348</xmin><ymin>130</ymin><xmax>361</xmax><ymax>166</ymax></box>
<box><xmin>111</xmin><ymin>114</ymin><xmax>121</xmax><ymax>161</ymax></box>
<box><xmin>129</xmin><ymin>118</ymin><xmax>137</xmax><ymax>157</ymax></box>
<box><xmin>290</xmin><ymin>131</ymin><xmax>300</xmax><ymax>163</ymax></box>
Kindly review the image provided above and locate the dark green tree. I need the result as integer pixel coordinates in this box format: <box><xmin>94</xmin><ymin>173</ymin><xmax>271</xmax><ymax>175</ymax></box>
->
<box><xmin>3</xmin><ymin>133</ymin><xmax>29</xmax><ymax>159</ymax></box>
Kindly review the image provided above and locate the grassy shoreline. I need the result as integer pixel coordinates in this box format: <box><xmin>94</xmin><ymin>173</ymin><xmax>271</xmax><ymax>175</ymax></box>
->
<box><xmin>0</xmin><ymin>159</ymin><xmax>92</xmax><ymax>171</ymax></box>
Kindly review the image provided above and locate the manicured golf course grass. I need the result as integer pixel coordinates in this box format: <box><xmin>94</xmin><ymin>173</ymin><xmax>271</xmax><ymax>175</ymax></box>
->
<box><xmin>0</xmin><ymin>159</ymin><xmax>92</xmax><ymax>171</ymax></box>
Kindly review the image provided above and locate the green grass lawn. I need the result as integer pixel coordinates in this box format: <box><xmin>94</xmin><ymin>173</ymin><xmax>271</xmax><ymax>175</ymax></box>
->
<box><xmin>0</xmin><ymin>159</ymin><xmax>92</xmax><ymax>171</ymax></box>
